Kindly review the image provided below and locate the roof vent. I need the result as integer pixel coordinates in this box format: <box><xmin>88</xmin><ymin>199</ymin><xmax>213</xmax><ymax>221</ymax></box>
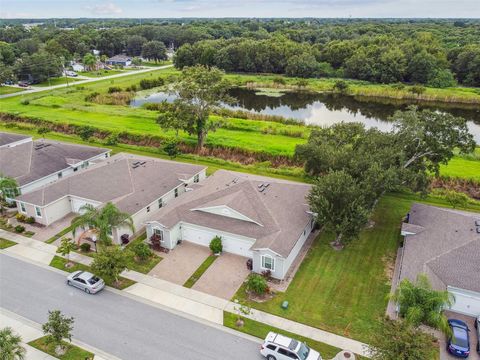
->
<box><xmin>140</xmin><ymin>161</ymin><xmax>146</xmax><ymax>165</ymax></box>
<box><xmin>132</xmin><ymin>164</ymin><xmax>139</xmax><ymax>169</ymax></box>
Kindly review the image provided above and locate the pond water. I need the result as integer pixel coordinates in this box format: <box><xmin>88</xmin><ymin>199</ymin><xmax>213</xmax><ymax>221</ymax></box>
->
<box><xmin>131</xmin><ymin>87</ymin><xmax>480</xmax><ymax>143</ymax></box>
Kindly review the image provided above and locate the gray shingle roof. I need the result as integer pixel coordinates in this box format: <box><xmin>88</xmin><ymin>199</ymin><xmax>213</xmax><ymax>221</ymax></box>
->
<box><xmin>150</xmin><ymin>170</ymin><xmax>312</xmax><ymax>257</ymax></box>
<box><xmin>0</xmin><ymin>137</ymin><xmax>109</xmax><ymax>186</ymax></box>
<box><xmin>400</xmin><ymin>203</ymin><xmax>480</xmax><ymax>293</ymax></box>
<box><xmin>17</xmin><ymin>153</ymin><xmax>205</xmax><ymax>215</ymax></box>
<box><xmin>0</xmin><ymin>132</ymin><xmax>31</xmax><ymax>147</ymax></box>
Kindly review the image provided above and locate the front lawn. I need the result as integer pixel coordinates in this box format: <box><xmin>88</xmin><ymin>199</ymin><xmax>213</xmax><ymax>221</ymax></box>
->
<box><xmin>223</xmin><ymin>312</ymin><xmax>342</xmax><ymax>359</ymax></box>
<box><xmin>29</xmin><ymin>336</ymin><xmax>94</xmax><ymax>360</ymax></box>
<box><xmin>0</xmin><ymin>237</ymin><xmax>17</xmax><ymax>249</ymax></box>
<box><xmin>0</xmin><ymin>86</ymin><xmax>23</xmax><ymax>95</ymax></box>
<box><xmin>79</xmin><ymin>69</ymin><xmax>125</xmax><ymax>77</ymax></box>
<box><xmin>49</xmin><ymin>255</ymin><xmax>135</xmax><ymax>290</ymax></box>
<box><xmin>124</xmin><ymin>232</ymin><xmax>162</xmax><ymax>273</ymax></box>
<box><xmin>183</xmin><ymin>255</ymin><xmax>217</xmax><ymax>288</ymax></box>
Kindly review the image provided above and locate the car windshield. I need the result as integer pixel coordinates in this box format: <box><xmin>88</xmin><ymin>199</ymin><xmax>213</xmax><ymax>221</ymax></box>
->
<box><xmin>452</xmin><ymin>327</ymin><xmax>469</xmax><ymax>348</ymax></box>
<box><xmin>297</xmin><ymin>342</ymin><xmax>310</xmax><ymax>360</ymax></box>
<box><xmin>87</xmin><ymin>276</ymin><xmax>101</xmax><ymax>285</ymax></box>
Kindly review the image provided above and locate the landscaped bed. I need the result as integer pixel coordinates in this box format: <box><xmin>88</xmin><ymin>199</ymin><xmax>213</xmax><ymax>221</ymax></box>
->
<box><xmin>28</xmin><ymin>336</ymin><xmax>94</xmax><ymax>360</ymax></box>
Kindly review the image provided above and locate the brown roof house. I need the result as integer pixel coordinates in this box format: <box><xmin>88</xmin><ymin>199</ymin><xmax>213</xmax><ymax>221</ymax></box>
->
<box><xmin>0</xmin><ymin>132</ymin><xmax>110</xmax><ymax>198</ymax></box>
<box><xmin>398</xmin><ymin>203</ymin><xmax>480</xmax><ymax>317</ymax></box>
<box><xmin>15</xmin><ymin>153</ymin><xmax>206</xmax><ymax>243</ymax></box>
<box><xmin>145</xmin><ymin>170</ymin><xmax>315</xmax><ymax>280</ymax></box>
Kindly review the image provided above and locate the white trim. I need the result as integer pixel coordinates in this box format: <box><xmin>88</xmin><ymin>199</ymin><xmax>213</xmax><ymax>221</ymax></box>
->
<box><xmin>190</xmin><ymin>205</ymin><xmax>264</xmax><ymax>227</ymax></box>
<box><xmin>19</xmin><ymin>202</ymin><xmax>27</xmax><ymax>214</ymax></box>
<box><xmin>261</xmin><ymin>254</ymin><xmax>275</xmax><ymax>272</ymax></box>
<box><xmin>178</xmin><ymin>221</ymin><xmax>257</xmax><ymax>243</ymax></box>
<box><xmin>251</xmin><ymin>248</ymin><xmax>283</xmax><ymax>257</ymax></box>
<box><xmin>34</xmin><ymin>206</ymin><xmax>42</xmax><ymax>218</ymax></box>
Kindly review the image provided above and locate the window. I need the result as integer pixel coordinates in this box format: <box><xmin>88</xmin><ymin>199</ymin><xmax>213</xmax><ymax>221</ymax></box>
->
<box><xmin>73</xmin><ymin>167</ymin><xmax>78</xmax><ymax>172</ymax></box>
<box><xmin>153</xmin><ymin>228</ymin><xmax>164</xmax><ymax>242</ymax></box>
<box><xmin>266</xmin><ymin>344</ymin><xmax>276</xmax><ymax>351</ymax></box>
<box><xmin>194</xmin><ymin>174</ymin><xmax>200</xmax><ymax>183</ymax></box>
<box><xmin>57</xmin><ymin>172</ymin><xmax>62</xmax><ymax>179</ymax></box>
<box><xmin>19</xmin><ymin>202</ymin><xmax>26</xmax><ymax>213</ymax></box>
<box><xmin>261</xmin><ymin>255</ymin><xmax>275</xmax><ymax>271</ymax></box>
<box><xmin>105</xmin><ymin>153</ymin><xmax>108</xmax><ymax>158</ymax></box>
<box><xmin>35</xmin><ymin>206</ymin><xmax>42</xmax><ymax>218</ymax></box>
<box><xmin>277</xmin><ymin>348</ymin><xmax>297</xmax><ymax>359</ymax></box>
<box><xmin>158</xmin><ymin>198</ymin><xmax>163</xmax><ymax>209</ymax></box>
<box><xmin>174</xmin><ymin>188</ymin><xmax>178</xmax><ymax>198</ymax></box>
<box><xmin>146</xmin><ymin>206</ymin><xmax>150</xmax><ymax>213</ymax></box>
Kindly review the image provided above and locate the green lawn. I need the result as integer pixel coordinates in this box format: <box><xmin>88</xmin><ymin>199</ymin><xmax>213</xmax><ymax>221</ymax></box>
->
<box><xmin>0</xmin><ymin>237</ymin><xmax>17</xmax><ymax>249</ymax></box>
<box><xmin>223</xmin><ymin>311</ymin><xmax>342</xmax><ymax>359</ymax></box>
<box><xmin>49</xmin><ymin>255</ymin><xmax>135</xmax><ymax>290</ymax></box>
<box><xmin>78</xmin><ymin>69</ymin><xmax>125</xmax><ymax>78</ymax></box>
<box><xmin>440</xmin><ymin>147</ymin><xmax>480</xmax><ymax>181</ymax></box>
<box><xmin>233</xmin><ymin>193</ymin><xmax>480</xmax><ymax>343</ymax></box>
<box><xmin>45</xmin><ymin>225</ymin><xmax>73</xmax><ymax>244</ymax></box>
<box><xmin>0</xmin><ymin>86</ymin><xmax>23</xmax><ymax>95</ymax></box>
<box><xmin>183</xmin><ymin>255</ymin><xmax>217</xmax><ymax>288</ymax></box>
<box><xmin>124</xmin><ymin>232</ymin><xmax>162</xmax><ymax>273</ymax></box>
<box><xmin>29</xmin><ymin>336</ymin><xmax>93</xmax><ymax>360</ymax></box>
<box><xmin>34</xmin><ymin>77</ymin><xmax>81</xmax><ymax>87</ymax></box>
<box><xmin>142</xmin><ymin>60</ymin><xmax>173</xmax><ymax>67</ymax></box>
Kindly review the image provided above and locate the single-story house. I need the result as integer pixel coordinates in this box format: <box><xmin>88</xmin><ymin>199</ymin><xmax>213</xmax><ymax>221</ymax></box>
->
<box><xmin>398</xmin><ymin>203</ymin><xmax>480</xmax><ymax>317</ymax></box>
<box><xmin>0</xmin><ymin>133</ymin><xmax>110</xmax><ymax>199</ymax></box>
<box><xmin>15</xmin><ymin>153</ymin><xmax>206</xmax><ymax>243</ymax></box>
<box><xmin>145</xmin><ymin>170</ymin><xmax>314</xmax><ymax>280</ymax></box>
<box><xmin>106</xmin><ymin>55</ymin><xmax>132</xmax><ymax>67</ymax></box>
<box><xmin>71</xmin><ymin>62</ymin><xmax>85</xmax><ymax>72</ymax></box>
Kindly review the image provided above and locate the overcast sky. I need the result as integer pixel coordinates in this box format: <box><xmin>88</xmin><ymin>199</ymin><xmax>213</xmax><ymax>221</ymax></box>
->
<box><xmin>1</xmin><ymin>0</ymin><xmax>479</xmax><ymax>19</ymax></box>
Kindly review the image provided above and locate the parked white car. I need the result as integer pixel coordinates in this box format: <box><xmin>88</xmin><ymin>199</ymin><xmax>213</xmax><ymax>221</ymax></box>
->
<box><xmin>260</xmin><ymin>332</ymin><xmax>322</xmax><ymax>360</ymax></box>
<box><xmin>66</xmin><ymin>271</ymin><xmax>105</xmax><ymax>294</ymax></box>
<box><xmin>64</xmin><ymin>70</ymin><xmax>78</xmax><ymax>77</ymax></box>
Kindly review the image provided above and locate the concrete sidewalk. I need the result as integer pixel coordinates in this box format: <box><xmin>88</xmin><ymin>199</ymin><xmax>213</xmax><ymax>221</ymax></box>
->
<box><xmin>0</xmin><ymin>229</ymin><xmax>371</xmax><ymax>358</ymax></box>
<box><xmin>0</xmin><ymin>308</ymin><xmax>117</xmax><ymax>360</ymax></box>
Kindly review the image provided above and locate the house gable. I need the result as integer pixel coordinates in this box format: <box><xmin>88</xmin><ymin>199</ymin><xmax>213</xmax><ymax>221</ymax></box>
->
<box><xmin>191</xmin><ymin>205</ymin><xmax>263</xmax><ymax>226</ymax></box>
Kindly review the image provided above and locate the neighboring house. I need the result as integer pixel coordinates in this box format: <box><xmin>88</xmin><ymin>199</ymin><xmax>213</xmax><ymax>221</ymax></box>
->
<box><xmin>106</xmin><ymin>55</ymin><xmax>132</xmax><ymax>67</ymax></box>
<box><xmin>0</xmin><ymin>132</ymin><xmax>110</xmax><ymax>199</ymax></box>
<box><xmin>15</xmin><ymin>153</ymin><xmax>206</xmax><ymax>243</ymax></box>
<box><xmin>71</xmin><ymin>62</ymin><xmax>85</xmax><ymax>72</ymax></box>
<box><xmin>398</xmin><ymin>203</ymin><xmax>480</xmax><ymax>317</ymax></box>
<box><xmin>145</xmin><ymin>170</ymin><xmax>314</xmax><ymax>280</ymax></box>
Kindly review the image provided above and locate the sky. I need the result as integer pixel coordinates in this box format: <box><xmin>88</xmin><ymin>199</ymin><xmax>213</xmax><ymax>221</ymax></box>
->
<box><xmin>1</xmin><ymin>0</ymin><xmax>479</xmax><ymax>19</ymax></box>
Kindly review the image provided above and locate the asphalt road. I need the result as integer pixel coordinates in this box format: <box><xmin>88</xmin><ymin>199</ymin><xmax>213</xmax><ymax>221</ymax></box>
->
<box><xmin>0</xmin><ymin>254</ymin><xmax>263</xmax><ymax>360</ymax></box>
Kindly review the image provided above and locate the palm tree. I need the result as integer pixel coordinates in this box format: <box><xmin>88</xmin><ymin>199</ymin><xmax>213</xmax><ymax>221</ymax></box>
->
<box><xmin>0</xmin><ymin>174</ymin><xmax>18</xmax><ymax>214</ymax></box>
<box><xmin>390</xmin><ymin>274</ymin><xmax>454</xmax><ymax>334</ymax></box>
<box><xmin>0</xmin><ymin>327</ymin><xmax>26</xmax><ymax>360</ymax></box>
<box><xmin>71</xmin><ymin>202</ymin><xmax>134</xmax><ymax>246</ymax></box>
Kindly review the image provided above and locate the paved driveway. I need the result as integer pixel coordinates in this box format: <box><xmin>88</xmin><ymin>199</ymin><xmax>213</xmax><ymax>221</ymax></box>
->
<box><xmin>193</xmin><ymin>253</ymin><xmax>250</xmax><ymax>300</ymax></box>
<box><xmin>440</xmin><ymin>312</ymin><xmax>480</xmax><ymax>359</ymax></box>
<box><xmin>148</xmin><ymin>241</ymin><xmax>210</xmax><ymax>285</ymax></box>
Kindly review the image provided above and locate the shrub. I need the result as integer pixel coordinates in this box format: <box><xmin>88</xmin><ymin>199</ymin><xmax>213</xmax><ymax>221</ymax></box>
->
<box><xmin>76</xmin><ymin>125</ymin><xmax>95</xmax><ymax>141</ymax></box>
<box><xmin>272</xmin><ymin>77</ymin><xmax>286</xmax><ymax>85</ymax></box>
<box><xmin>261</xmin><ymin>269</ymin><xmax>272</xmax><ymax>279</ymax></box>
<box><xmin>84</xmin><ymin>92</ymin><xmax>100</xmax><ymax>102</ymax></box>
<box><xmin>333</xmin><ymin>80</ymin><xmax>349</xmax><ymax>94</ymax></box>
<box><xmin>125</xmin><ymin>84</ymin><xmax>137</xmax><ymax>92</ymax></box>
<box><xmin>108</xmin><ymin>86</ymin><xmax>122</xmax><ymax>94</ymax></box>
<box><xmin>25</xmin><ymin>216</ymin><xmax>35</xmax><ymax>224</ymax></box>
<box><xmin>444</xmin><ymin>190</ymin><xmax>469</xmax><ymax>209</ymax></box>
<box><xmin>16</xmin><ymin>213</ymin><xmax>26</xmax><ymax>222</ymax></box>
<box><xmin>37</xmin><ymin>127</ymin><xmax>51</xmax><ymax>136</ymax></box>
<box><xmin>139</xmin><ymin>77</ymin><xmax>164</xmax><ymax>90</ymax></box>
<box><xmin>80</xmin><ymin>243</ymin><xmax>91</xmax><ymax>252</ymax></box>
<box><xmin>163</xmin><ymin>140</ymin><xmax>181</xmax><ymax>158</ymax></box>
<box><xmin>246</xmin><ymin>274</ymin><xmax>268</xmax><ymax>295</ymax></box>
<box><xmin>20</xmin><ymin>99</ymin><xmax>29</xmax><ymax>105</ymax></box>
<box><xmin>132</xmin><ymin>242</ymin><xmax>152</xmax><ymax>261</ymax></box>
<box><xmin>409</xmin><ymin>85</ymin><xmax>426</xmax><ymax>96</ymax></box>
<box><xmin>391</xmin><ymin>83</ymin><xmax>405</xmax><ymax>90</ymax></box>
<box><xmin>104</xmin><ymin>133</ymin><xmax>119</xmax><ymax>146</ymax></box>
<box><xmin>209</xmin><ymin>236</ymin><xmax>223</xmax><ymax>254</ymax></box>
<box><xmin>14</xmin><ymin>225</ymin><xmax>25</xmax><ymax>233</ymax></box>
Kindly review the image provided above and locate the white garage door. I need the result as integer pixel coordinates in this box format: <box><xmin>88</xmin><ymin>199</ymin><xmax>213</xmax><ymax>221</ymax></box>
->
<box><xmin>448</xmin><ymin>287</ymin><xmax>480</xmax><ymax>316</ymax></box>
<box><xmin>71</xmin><ymin>198</ymin><xmax>96</xmax><ymax>214</ymax></box>
<box><xmin>181</xmin><ymin>225</ymin><xmax>253</xmax><ymax>257</ymax></box>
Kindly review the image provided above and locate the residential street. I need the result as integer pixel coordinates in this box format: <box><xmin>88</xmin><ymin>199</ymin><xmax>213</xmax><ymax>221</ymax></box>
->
<box><xmin>0</xmin><ymin>254</ymin><xmax>263</xmax><ymax>360</ymax></box>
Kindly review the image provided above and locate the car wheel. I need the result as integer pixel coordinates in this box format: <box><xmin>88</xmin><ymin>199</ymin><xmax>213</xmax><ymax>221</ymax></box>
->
<box><xmin>266</xmin><ymin>356</ymin><xmax>276</xmax><ymax>360</ymax></box>
<box><xmin>67</xmin><ymin>280</ymin><xmax>71</xmax><ymax>286</ymax></box>
<box><xmin>85</xmin><ymin>288</ymin><xmax>91</xmax><ymax>294</ymax></box>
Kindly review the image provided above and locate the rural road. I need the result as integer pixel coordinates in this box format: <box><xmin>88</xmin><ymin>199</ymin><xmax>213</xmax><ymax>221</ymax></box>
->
<box><xmin>0</xmin><ymin>254</ymin><xmax>263</xmax><ymax>360</ymax></box>
<box><xmin>0</xmin><ymin>65</ymin><xmax>173</xmax><ymax>99</ymax></box>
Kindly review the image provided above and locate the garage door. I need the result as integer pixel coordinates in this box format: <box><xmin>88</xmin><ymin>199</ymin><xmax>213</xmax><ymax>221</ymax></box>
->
<box><xmin>71</xmin><ymin>198</ymin><xmax>96</xmax><ymax>214</ymax></box>
<box><xmin>448</xmin><ymin>287</ymin><xmax>480</xmax><ymax>316</ymax></box>
<box><xmin>181</xmin><ymin>225</ymin><xmax>253</xmax><ymax>257</ymax></box>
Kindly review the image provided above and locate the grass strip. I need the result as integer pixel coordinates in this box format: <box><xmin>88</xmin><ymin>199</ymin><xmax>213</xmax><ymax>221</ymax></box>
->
<box><xmin>49</xmin><ymin>255</ymin><xmax>135</xmax><ymax>290</ymax></box>
<box><xmin>28</xmin><ymin>336</ymin><xmax>94</xmax><ymax>360</ymax></box>
<box><xmin>0</xmin><ymin>238</ymin><xmax>17</xmax><ymax>249</ymax></box>
<box><xmin>45</xmin><ymin>225</ymin><xmax>73</xmax><ymax>244</ymax></box>
<box><xmin>183</xmin><ymin>255</ymin><xmax>217</xmax><ymax>288</ymax></box>
<box><xmin>223</xmin><ymin>311</ymin><xmax>342</xmax><ymax>359</ymax></box>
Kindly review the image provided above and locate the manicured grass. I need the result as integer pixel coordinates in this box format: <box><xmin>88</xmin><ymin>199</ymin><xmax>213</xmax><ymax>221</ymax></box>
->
<box><xmin>439</xmin><ymin>147</ymin><xmax>480</xmax><ymax>181</ymax></box>
<box><xmin>0</xmin><ymin>86</ymin><xmax>23</xmax><ymax>95</ymax></box>
<box><xmin>223</xmin><ymin>311</ymin><xmax>342</xmax><ymax>359</ymax></box>
<box><xmin>124</xmin><ymin>232</ymin><xmax>162</xmax><ymax>274</ymax></box>
<box><xmin>49</xmin><ymin>255</ymin><xmax>135</xmax><ymax>290</ymax></box>
<box><xmin>142</xmin><ymin>60</ymin><xmax>173</xmax><ymax>67</ymax></box>
<box><xmin>233</xmin><ymin>192</ymin><xmax>480</xmax><ymax>343</ymax></box>
<box><xmin>45</xmin><ymin>225</ymin><xmax>73</xmax><ymax>244</ymax></box>
<box><xmin>34</xmin><ymin>77</ymin><xmax>80</xmax><ymax>87</ymax></box>
<box><xmin>79</xmin><ymin>69</ymin><xmax>125</xmax><ymax>78</ymax></box>
<box><xmin>183</xmin><ymin>255</ymin><xmax>217</xmax><ymax>288</ymax></box>
<box><xmin>0</xmin><ymin>237</ymin><xmax>17</xmax><ymax>249</ymax></box>
<box><xmin>23</xmin><ymin>230</ymin><xmax>35</xmax><ymax>237</ymax></box>
<box><xmin>28</xmin><ymin>336</ymin><xmax>94</xmax><ymax>360</ymax></box>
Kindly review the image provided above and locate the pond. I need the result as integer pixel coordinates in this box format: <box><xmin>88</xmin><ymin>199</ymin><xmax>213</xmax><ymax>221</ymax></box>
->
<box><xmin>131</xmin><ymin>87</ymin><xmax>480</xmax><ymax>143</ymax></box>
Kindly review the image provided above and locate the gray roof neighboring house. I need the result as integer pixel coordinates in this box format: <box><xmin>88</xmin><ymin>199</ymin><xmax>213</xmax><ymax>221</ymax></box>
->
<box><xmin>149</xmin><ymin>170</ymin><xmax>312</xmax><ymax>257</ymax></box>
<box><xmin>399</xmin><ymin>203</ymin><xmax>480</xmax><ymax>293</ymax></box>
<box><xmin>0</xmin><ymin>137</ymin><xmax>109</xmax><ymax>187</ymax></box>
<box><xmin>0</xmin><ymin>132</ymin><xmax>31</xmax><ymax>147</ymax></box>
<box><xmin>107</xmin><ymin>55</ymin><xmax>131</xmax><ymax>63</ymax></box>
<box><xmin>17</xmin><ymin>153</ymin><xmax>206</xmax><ymax>215</ymax></box>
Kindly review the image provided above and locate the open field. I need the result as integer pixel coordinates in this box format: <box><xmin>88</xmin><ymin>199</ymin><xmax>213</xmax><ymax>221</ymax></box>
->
<box><xmin>33</xmin><ymin>77</ymin><xmax>81</xmax><ymax>87</ymax></box>
<box><xmin>79</xmin><ymin>69</ymin><xmax>130</xmax><ymax>77</ymax></box>
<box><xmin>0</xmin><ymin>86</ymin><xmax>24</xmax><ymax>95</ymax></box>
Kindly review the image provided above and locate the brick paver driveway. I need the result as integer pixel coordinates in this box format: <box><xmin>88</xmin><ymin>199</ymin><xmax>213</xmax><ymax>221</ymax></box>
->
<box><xmin>193</xmin><ymin>253</ymin><xmax>250</xmax><ymax>300</ymax></box>
<box><xmin>148</xmin><ymin>241</ymin><xmax>210</xmax><ymax>285</ymax></box>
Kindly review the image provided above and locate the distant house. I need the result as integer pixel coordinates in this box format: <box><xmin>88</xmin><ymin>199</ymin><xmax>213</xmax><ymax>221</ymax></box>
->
<box><xmin>106</xmin><ymin>55</ymin><xmax>132</xmax><ymax>67</ymax></box>
<box><xmin>397</xmin><ymin>203</ymin><xmax>480</xmax><ymax>317</ymax></box>
<box><xmin>0</xmin><ymin>132</ymin><xmax>110</xmax><ymax>199</ymax></box>
<box><xmin>15</xmin><ymin>154</ymin><xmax>206</xmax><ymax>242</ymax></box>
<box><xmin>71</xmin><ymin>62</ymin><xmax>84</xmax><ymax>72</ymax></box>
<box><xmin>145</xmin><ymin>170</ymin><xmax>315</xmax><ymax>280</ymax></box>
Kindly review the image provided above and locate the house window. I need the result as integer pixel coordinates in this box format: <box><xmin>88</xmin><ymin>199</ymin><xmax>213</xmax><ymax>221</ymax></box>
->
<box><xmin>35</xmin><ymin>206</ymin><xmax>42</xmax><ymax>217</ymax></box>
<box><xmin>174</xmin><ymin>188</ymin><xmax>178</xmax><ymax>198</ymax></box>
<box><xmin>158</xmin><ymin>198</ymin><xmax>163</xmax><ymax>209</ymax></box>
<box><xmin>261</xmin><ymin>255</ymin><xmax>275</xmax><ymax>271</ymax></box>
<box><xmin>73</xmin><ymin>167</ymin><xmax>78</xmax><ymax>172</ymax></box>
<box><xmin>194</xmin><ymin>174</ymin><xmax>200</xmax><ymax>183</ymax></box>
<box><xmin>146</xmin><ymin>206</ymin><xmax>150</xmax><ymax>213</ymax></box>
<box><xmin>153</xmin><ymin>228</ymin><xmax>164</xmax><ymax>242</ymax></box>
<box><xmin>19</xmin><ymin>202</ymin><xmax>26</xmax><ymax>213</ymax></box>
<box><xmin>57</xmin><ymin>172</ymin><xmax>62</xmax><ymax>179</ymax></box>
